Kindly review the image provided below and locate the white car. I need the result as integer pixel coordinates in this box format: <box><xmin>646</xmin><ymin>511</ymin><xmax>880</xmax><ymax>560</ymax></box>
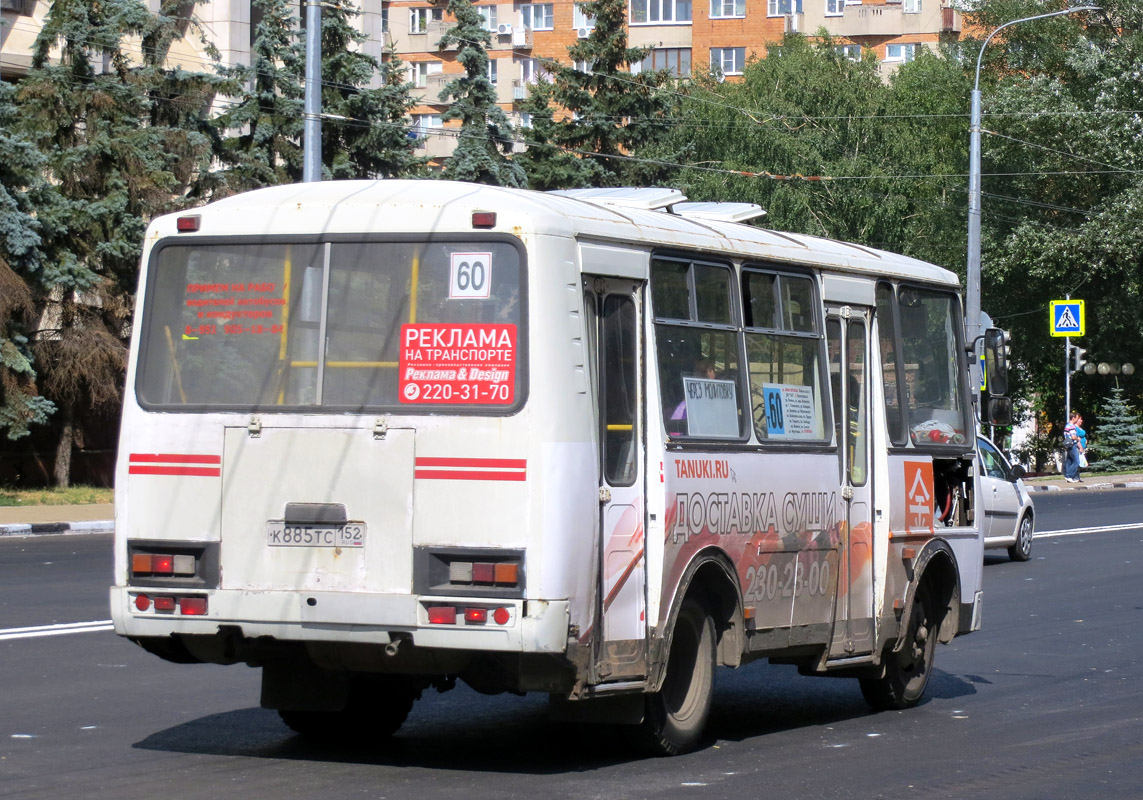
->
<box><xmin>978</xmin><ymin>435</ymin><xmax>1036</xmax><ymax>561</ymax></box>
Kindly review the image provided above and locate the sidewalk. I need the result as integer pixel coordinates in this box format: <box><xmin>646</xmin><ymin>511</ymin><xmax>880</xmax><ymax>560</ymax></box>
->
<box><xmin>1022</xmin><ymin>472</ymin><xmax>1143</xmax><ymax>492</ymax></box>
<box><xmin>0</xmin><ymin>503</ymin><xmax>114</xmax><ymax>537</ymax></box>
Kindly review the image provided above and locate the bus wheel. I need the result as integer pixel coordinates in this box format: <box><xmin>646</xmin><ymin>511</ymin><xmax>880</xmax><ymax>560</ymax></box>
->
<box><xmin>639</xmin><ymin>598</ymin><xmax>716</xmax><ymax>756</ymax></box>
<box><xmin>860</xmin><ymin>582</ymin><xmax>936</xmax><ymax>711</ymax></box>
<box><xmin>279</xmin><ymin>675</ymin><xmax>416</xmax><ymax>743</ymax></box>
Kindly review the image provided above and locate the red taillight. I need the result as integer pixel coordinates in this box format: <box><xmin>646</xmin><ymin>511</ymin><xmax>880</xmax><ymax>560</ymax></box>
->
<box><xmin>134</xmin><ymin>594</ymin><xmax>151</xmax><ymax>612</ymax></box>
<box><xmin>179</xmin><ymin>596</ymin><xmax>207</xmax><ymax>616</ymax></box>
<box><xmin>176</xmin><ymin>215</ymin><xmax>201</xmax><ymax>233</ymax></box>
<box><xmin>427</xmin><ymin>606</ymin><xmax>457</xmax><ymax>625</ymax></box>
<box><xmin>471</xmin><ymin>211</ymin><xmax>496</xmax><ymax>228</ymax></box>
<box><xmin>493</xmin><ymin>607</ymin><xmax>511</xmax><ymax>625</ymax></box>
<box><xmin>152</xmin><ymin>555</ymin><xmax>174</xmax><ymax>575</ymax></box>
<box><xmin>153</xmin><ymin>596</ymin><xmax>176</xmax><ymax>612</ymax></box>
<box><xmin>472</xmin><ymin>563</ymin><xmax>495</xmax><ymax>584</ymax></box>
<box><xmin>464</xmin><ymin>607</ymin><xmax>488</xmax><ymax>624</ymax></box>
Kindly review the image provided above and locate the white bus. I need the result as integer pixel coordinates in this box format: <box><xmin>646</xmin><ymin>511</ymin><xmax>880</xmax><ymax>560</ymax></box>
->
<box><xmin>111</xmin><ymin>180</ymin><xmax>1006</xmax><ymax>755</ymax></box>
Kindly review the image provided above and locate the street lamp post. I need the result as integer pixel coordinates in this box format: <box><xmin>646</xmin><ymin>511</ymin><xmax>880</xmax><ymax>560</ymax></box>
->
<box><xmin>964</xmin><ymin>6</ymin><xmax>1100</xmax><ymax>400</ymax></box>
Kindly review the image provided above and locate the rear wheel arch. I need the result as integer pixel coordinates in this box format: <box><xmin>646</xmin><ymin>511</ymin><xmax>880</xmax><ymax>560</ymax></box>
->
<box><xmin>900</xmin><ymin>541</ymin><xmax>961</xmax><ymax>648</ymax></box>
<box><xmin>654</xmin><ymin>548</ymin><xmax>743</xmax><ymax>689</ymax></box>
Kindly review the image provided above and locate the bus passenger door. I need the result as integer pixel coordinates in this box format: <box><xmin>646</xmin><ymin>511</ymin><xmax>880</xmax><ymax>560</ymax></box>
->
<box><xmin>826</xmin><ymin>309</ymin><xmax>875</xmax><ymax>659</ymax></box>
<box><xmin>587</xmin><ymin>277</ymin><xmax>647</xmax><ymax>681</ymax></box>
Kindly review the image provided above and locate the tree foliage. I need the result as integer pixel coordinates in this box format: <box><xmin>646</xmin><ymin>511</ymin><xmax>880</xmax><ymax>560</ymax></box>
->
<box><xmin>1093</xmin><ymin>387</ymin><xmax>1143</xmax><ymax>471</ymax></box>
<box><xmin>517</xmin><ymin>0</ymin><xmax>677</xmax><ymax>189</ymax></box>
<box><xmin>438</xmin><ymin>0</ymin><xmax>526</xmax><ymax>187</ymax></box>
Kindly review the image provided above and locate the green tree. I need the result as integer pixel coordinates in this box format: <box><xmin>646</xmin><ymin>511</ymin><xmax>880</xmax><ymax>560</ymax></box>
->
<box><xmin>18</xmin><ymin>0</ymin><xmax>220</xmax><ymax>485</ymax></box>
<box><xmin>319</xmin><ymin>3</ymin><xmax>424</xmax><ymax>179</ymax></box>
<box><xmin>215</xmin><ymin>0</ymin><xmax>306</xmax><ymax>189</ymax></box>
<box><xmin>438</xmin><ymin>0</ymin><xmax>526</xmax><ymax>187</ymax></box>
<box><xmin>1092</xmin><ymin>387</ymin><xmax>1143</xmax><ymax>471</ymax></box>
<box><xmin>0</xmin><ymin>81</ymin><xmax>56</xmax><ymax>440</ymax></box>
<box><xmin>518</xmin><ymin>0</ymin><xmax>676</xmax><ymax>189</ymax></box>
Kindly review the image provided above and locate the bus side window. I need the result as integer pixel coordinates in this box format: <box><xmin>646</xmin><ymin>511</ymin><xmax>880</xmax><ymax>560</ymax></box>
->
<box><xmin>876</xmin><ymin>283</ymin><xmax>908</xmax><ymax>446</ymax></box>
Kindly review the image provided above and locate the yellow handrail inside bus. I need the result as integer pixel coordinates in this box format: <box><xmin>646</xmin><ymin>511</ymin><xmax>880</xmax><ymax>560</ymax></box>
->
<box><xmin>606</xmin><ymin>424</ymin><xmax>633</xmax><ymax>431</ymax></box>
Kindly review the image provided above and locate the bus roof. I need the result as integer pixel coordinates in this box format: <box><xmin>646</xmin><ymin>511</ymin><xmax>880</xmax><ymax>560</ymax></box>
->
<box><xmin>158</xmin><ymin>180</ymin><xmax>959</xmax><ymax>287</ymax></box>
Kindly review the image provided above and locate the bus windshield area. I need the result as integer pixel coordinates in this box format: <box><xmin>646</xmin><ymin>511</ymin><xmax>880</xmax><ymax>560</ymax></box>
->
<box><xmin>137</xmin><ymin>240</ymin><xmax>523</xmax><ymax>412</ymax></box>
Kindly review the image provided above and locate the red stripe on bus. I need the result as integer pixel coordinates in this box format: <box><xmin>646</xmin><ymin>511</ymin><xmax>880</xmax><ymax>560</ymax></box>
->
<box><xmin>414</xmin><ymin>457</ymin><xmax>526</xmax><ymax>469</ymax></box>
<box><xmin>129</xmin><ymin>453</ymin><xmax>222</xmax><ymax>464</ymax></box>
<box><xmin>414</xmin><ymin>469</ymin><xmax>526</xmax><ymax>482</ymax></box>
<box><xmin>128</xmin><ymin>466</ymin><xmax>222</xmax><ymax>477</ymax></box>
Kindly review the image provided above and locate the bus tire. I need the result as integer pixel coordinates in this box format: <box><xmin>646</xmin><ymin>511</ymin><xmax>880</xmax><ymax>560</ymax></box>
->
<box><xmin>860</xmin><ymin>581</ymin><xmax>936</xmax><ymax>711</ymax></box>
<box><xmin>639</xmin><ymin>598</ymin><xmax>716</xmax><ymax>756</ymax></box>
<box><xmin>279</xmin><ymin>675</ymin><xmax>416</xmax><ymax>743</ymax></box>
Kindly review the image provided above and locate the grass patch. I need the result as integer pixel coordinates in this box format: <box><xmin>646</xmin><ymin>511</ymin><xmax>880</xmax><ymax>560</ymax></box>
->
<box><xmin>0</xmin><ymin>485</ymin><xmax>113</xmax><ymax>507</ymax></box>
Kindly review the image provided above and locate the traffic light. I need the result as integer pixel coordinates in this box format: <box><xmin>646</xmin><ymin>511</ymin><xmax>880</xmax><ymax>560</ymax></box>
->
<box><xmin>1072</xmin><ymin>346</ymin><xmax>1089</xmax><ymax>374</ymax></box>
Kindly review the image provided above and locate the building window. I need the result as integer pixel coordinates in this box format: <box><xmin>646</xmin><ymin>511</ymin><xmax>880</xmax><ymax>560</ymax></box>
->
<box><xmin>834</xmin><ymin>44</ymin><xmax>861</xmax><ymax>60</ymax></box>
<box><xmin>825</xmin><ymin>0</ymin><xmax>843</xmax><ymax>16</ymax></box>
<box><xmin>574</xmin><ymin>59</ymin><xmax>594</xmax><ymax>73</ymax></box>
<box><xmin>767</xmin><ymin>0</ymin><xmax>802</xmax><ymax>15</ymax></box>
<box><xmin>903</xmin><ymin>0</ymin><xmax>920</xmax><ymax>12</ymax></box>
<box><xmin>636</xmin><ymin>48</ymin><xmax>692</xmax><ymax>77</ymax></box>
<box><xmin>518</xmin><ymin>57</ymin><xmax>539</xmax><ymax>83</ymax></box>
<box><xmin>488</xmin><ymin>59</ymin><xmax>498</xmax><ymax>84</ymax></box>
<box><xmin>411</xmin><ymin>60</ymin><xmax>443</xmax><ymax>88</ymax></box>
<box><xmin>519</xmin><ymin>3</ymin><xmax>554</xmax><ymax>30</ymax></box>
<box><xmin>573</xmin><ymin>6</ymin><xmax>595</xmax><ymax>28</ymax></box>
<box><xmin>409</xmin><ymin>7</ymin><xmax>442</xmax><ymax>34</ymax></box>
<box><xmin>412</xmin><ymin>114</ymin><xmax>443</xmax><ymax>139</ymax></box>
<box><xmin>710</xmin><ymin>0</ymin><xmax>745</xmax><ymax>17</ymax></box>
<box><xmin>381</xmin><ymin>5</ymin><xmax>389</xmax><ymax>32</ymax></box>
<box><xmin>518</xmin><ymin>112</ymin><xmax>533</xmax><ymax>129</ymax></box>
<box><xmin>477</xmin><ymin>5</ymin><xmax>497</xmax><ymax>31</ymax></box>
<box><xmin>630</xmin><ymin>0</ymin><xmax>693</xmax><ymax>24</ymax></box>
<box><xmin>710</xmin><ymin>47</ymin><xmax>745</xmax><ymax>76</ymax></box>
<box><xmin>885</xmin><ymin>43</ymin><xmax>918</xmax><ymax>62</ymax></box>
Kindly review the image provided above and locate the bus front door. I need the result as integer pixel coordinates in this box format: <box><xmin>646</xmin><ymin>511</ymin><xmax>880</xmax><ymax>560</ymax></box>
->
<box><xmin>588</xmin><ymin>278</ymin><xmax>648</xmax><ymax>681</ymax></box>
<box><xmin>826</xmin><ymin>309</ymin><xmax>875</xmax><ymax>659</ymax></box>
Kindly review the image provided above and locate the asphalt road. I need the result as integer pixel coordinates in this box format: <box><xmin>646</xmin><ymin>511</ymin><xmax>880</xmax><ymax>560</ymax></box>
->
<box><xmin>2</xmin><ymin>490</ymin><xmax>1141</xmax><ymax>800</ymax></box>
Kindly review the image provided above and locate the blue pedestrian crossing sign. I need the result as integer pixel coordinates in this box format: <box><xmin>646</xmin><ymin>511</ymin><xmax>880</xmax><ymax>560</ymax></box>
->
<box><xmin>1050</xmin><ymin>300</ymin><xmax>1085</xmax><ymax>337</ymax></box>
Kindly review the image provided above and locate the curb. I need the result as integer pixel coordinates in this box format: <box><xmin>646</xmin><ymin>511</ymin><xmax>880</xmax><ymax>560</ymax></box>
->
<box><xmin>1027</xmin><ymin>481</ymin><xmax>1143</xmax><ymax>493</ymax></box>
<box><xmin>0</xmin><ymin>520</ymin><xmax>114</xmax><ymax>538</ymax></box>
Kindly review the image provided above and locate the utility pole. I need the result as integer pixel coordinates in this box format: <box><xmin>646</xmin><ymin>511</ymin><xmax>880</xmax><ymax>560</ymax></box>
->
<box><xmin>303</xmin><ymin>0</ymin><xmax>322</xmax><ymax>182</ymax></box>
<box><xmin>965</xmin><ymin>6</ymin><xmax>1099</xmax><ymax>400</ymax></box>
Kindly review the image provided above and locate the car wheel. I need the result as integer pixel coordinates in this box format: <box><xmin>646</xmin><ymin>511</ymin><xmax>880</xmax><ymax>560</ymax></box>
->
<box><xmin>1008</xmin><ymin>514</ymin><xmax>1034</xmax><ymax>562</ymax></box>
<box><xmin>860</xmin><ymin>581</ymin><xmax>937</xmax><ymax>711</ymax></box>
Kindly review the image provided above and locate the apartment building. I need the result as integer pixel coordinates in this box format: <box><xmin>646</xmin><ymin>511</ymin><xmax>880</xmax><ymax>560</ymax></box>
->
<box><xmin>1</xmin><ymin>0</ymin><xmax>962</xmax><ymax>163</ymax></box>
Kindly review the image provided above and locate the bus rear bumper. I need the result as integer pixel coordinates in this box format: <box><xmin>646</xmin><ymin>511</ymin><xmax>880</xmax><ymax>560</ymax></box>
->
<box><xmin>110</xmin><ymin>587</ymin><xmax>571</xmax><ymax>655</ymax></box>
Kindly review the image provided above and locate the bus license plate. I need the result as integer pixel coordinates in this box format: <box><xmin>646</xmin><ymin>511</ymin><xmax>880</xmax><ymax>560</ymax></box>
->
<box><xmin>266</xmin><ymin>522</ymin><xmax>367</xmax><ymax>548</ymax></box>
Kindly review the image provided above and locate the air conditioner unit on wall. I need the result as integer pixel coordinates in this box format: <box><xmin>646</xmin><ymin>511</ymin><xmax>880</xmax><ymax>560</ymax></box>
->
<box><xmin>576</xmin><ymin>27</ymin><xmax>592</xmax><ymax>38</ymax></box>
<box><xmin>497</xmin><ymin>23</ymin><xmax>513</xmax><ymax>35</ymax></box>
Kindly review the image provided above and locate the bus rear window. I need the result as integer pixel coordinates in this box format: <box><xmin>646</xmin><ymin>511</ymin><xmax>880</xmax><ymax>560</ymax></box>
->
<box><xmin>136</xmin><ymin>239</ymin><xmax>524</xmax><ymax>412</ymax></box>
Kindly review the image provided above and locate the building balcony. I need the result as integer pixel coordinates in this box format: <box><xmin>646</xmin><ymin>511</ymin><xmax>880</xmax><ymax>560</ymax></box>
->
<box><xmin>414</xmin><ymin>130</ymin><xmax>458</xmax><ymax>159</ymax></box>
<box><xmin>941</xmin><ymin>5</ymin><xmax>961</xmax><ymax>33</ymax></box>
<box><xmin>427</xmin><ymin>20</ymin><xmax>457</xmax><ymax>49</ymax></box>
<box><xmin>820</xmin><ymin>4</ymin><xmax>938</xmax><ymax>37</ymax></box>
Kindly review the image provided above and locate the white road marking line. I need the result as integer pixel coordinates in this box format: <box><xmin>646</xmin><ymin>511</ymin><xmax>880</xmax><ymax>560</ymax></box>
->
<box><xmin>1036</xmin><ymin>523</ymin><xmax>1143</xmax><ymax>539</ymax></box>
<box><xmin>0</xmin><ymin>620</ymin><xmax>114</xmax><ymax>641</ymax></box>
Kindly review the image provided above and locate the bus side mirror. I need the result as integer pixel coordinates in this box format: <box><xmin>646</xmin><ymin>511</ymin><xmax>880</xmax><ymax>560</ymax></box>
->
<box><xmin>983</xmin><ymin>327</ymin><xmax>1009</xmax><ymax>397</ymax></box>
<box><xmin>986</xmin><ymin>395</ymin><xmax>1012</xmax><ymax>426</ymax></box>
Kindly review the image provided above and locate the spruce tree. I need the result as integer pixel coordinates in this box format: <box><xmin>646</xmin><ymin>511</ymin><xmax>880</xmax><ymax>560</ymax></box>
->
<box><xmin>0</xmin><ymin>81</ymin><xmax>56</xmax><ymax>440</ymax></box>
<box><xmin>215</xmin><ymin>0</ymin><xmax>306</xmax><ymax>189</ymax></box>
<box><xmin>1093</xmin><ymin>387</ymin><xmax>1143</xmax><ymax>471</ymax></box>
<box><xmin>438</xmin><ymin>0</ymin><xmax>526</xmax><ymax>187</ymax></box>
<box><xmin>319</xmin><ymin>4</ymin><xmax>424</xmax><ymax>179</ymax></box>
<box><xmin>517</xmin><ymin>0</ymin><xmax>675</xmax><ymax>189</ymax></box>
<box><xmin>19</xmin><ymin>0</ymin><xmax>219</xmax><ymax>484</ymax></box>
